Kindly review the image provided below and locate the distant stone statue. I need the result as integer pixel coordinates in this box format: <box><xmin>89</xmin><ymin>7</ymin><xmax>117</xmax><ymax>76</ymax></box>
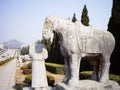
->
<box><xmin>42</xmin><ymin>16</ymin><xmax>117</xmax><ymax>88</ymax></box>
<box><xmin>29</xmin><ymin>42</ymin><xmax>48</xmax><ymax>90</ymax></box>
<box><xmin>18</xmin><ymin>56</ymin><xmax>22</xmax><ymax>67</ymax></box>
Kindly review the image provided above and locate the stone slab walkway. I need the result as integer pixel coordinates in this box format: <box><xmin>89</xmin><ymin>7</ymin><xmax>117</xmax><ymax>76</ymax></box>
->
<box><xmin>0</xmin><ymin>59</ymin><xmax>16</xmax><ymax>90</ymax></box>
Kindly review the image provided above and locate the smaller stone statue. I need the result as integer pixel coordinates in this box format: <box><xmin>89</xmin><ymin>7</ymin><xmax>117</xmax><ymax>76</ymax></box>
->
<box><xmin>18</xmin><ymin>56</ymin><xmax>22</xmax><ymax>67</ymax></box>
<box><xmin>29</xmin><ymin>42</ymin><xmax>48</xmax><ymax>90</ymax></box>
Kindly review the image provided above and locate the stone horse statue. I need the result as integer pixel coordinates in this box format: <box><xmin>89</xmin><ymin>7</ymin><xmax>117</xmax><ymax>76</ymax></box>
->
<box><xmin>42</xmin><ymin>16</ymin><xmax>115</xmax><ymax>86</ymax></box>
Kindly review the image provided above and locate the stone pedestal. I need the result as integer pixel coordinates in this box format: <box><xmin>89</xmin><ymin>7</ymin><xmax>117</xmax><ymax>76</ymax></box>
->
<box><xmin>54</xmin><ymin>80</ymin><xmax>120</xmax><ymax>90</ymax></box>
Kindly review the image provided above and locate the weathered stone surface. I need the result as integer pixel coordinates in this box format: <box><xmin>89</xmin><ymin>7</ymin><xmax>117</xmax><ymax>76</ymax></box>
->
<box><xmin>55</xmin><ymin>80</ymin><xmax>120</xmax><ymax>90</ymax></box>
<box><xmin>29</xmin><ymin>43</ymin><xmax>48</xmax><ymax>90</ymax></box>
<box><xmin>43</xmin><ymin>16</ymin><xmax>116</xmax><ymax>86</ymax></box>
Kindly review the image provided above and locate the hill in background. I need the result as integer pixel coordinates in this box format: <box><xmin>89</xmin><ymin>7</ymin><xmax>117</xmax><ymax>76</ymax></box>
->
<box><xmin>3</xmin><ymin>39</ymin><xmax>23</xmax><ymax>49</ymax></box>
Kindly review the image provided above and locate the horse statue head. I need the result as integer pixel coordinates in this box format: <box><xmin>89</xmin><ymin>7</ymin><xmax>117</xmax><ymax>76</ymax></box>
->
<box><xmin>42</xmin><ymin>16</ymin><xmax>76</xmax><ymax>40</ymax></box>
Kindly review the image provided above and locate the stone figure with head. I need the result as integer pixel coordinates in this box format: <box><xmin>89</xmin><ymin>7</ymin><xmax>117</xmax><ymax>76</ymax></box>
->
<box><xmin>29</xmin><ymin>42</ymin><xmax>48</xmax><ymax>90</ymax></box>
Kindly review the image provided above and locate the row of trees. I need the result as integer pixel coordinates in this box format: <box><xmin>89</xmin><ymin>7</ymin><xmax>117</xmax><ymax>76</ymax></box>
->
<box><xmin>72</xmin><ymin>4</ymin><xmax>89</xmax><ymax>26</ymax></box>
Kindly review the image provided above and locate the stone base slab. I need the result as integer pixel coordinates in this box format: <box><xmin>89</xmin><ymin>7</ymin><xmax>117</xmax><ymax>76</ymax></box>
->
<box><xmin>54</xmin><ymin>80</ymin><xmax>120</xmax><ymax>90</ymax></box>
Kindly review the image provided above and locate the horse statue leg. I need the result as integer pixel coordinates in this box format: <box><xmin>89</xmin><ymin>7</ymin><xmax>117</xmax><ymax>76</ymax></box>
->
<box><xmin>63</xmin><ymin>57</ymin><xmax>71</xmax><ymax>84</ymax></box>
<box><xmin>67</xmin><ymin>54</ymin><xmax>81</xmax><ymax>86</ymax></box>
<box><xmin>91</xmin><ymin>54</ymin><xmax>103</xmax><ymax>81</ymax></box>
<box><xmin>91</xmin><ymin>63</ymin><xmax>100</xmax><ymax>81</ymax></box>
<box><xmin>100</xmin><ymin>55</ymin><xmax>110</xmax><ymax>83</ymax></box>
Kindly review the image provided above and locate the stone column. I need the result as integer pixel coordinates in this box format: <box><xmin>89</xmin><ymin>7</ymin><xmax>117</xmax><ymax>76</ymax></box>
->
<box><xmin>29</xmin><ymin>42</ymin><xmax>49</xmax><ymax>90</ymax></box>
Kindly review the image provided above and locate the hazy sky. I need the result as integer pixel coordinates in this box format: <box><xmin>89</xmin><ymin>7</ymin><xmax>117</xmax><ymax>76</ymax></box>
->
<box><xmin>0</xmin><ymin>0</ymin><xmax>112</xmax><ymax>44</ymax></box>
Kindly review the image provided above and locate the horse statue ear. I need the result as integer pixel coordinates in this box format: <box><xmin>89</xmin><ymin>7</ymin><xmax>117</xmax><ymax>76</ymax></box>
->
<box><xmin>44</xmin><ymin>21</ymin><xmax>52</xmax><ymax>30</ymax></box>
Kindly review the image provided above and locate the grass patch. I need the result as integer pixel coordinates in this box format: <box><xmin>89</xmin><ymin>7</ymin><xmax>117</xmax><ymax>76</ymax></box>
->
<box><xmin>0</xmin><ymin>58</ymin><xmax>11</xmax><ymax>66</ymax></box>
<box><xmin>45</xmin><ymin>62</ymin><xmax>65</xmax><ymax>74</ymax></box>
<box><xmin>21</xmin><ymin>62</ymin><xmax>32</xmax><ymax>70</ymax></box>
<box><xmin>80</xmin><ymin>71</ymin><xmax>92</xmax><ymax>79</ymax></box>
<box><xmin>80</xmin><ymin>71</ymin><xmax>120</xmax><ymax>85</ymax></box>
<box><xmin>110</xmin><ymin>74</ymin><xmax>120</xmax><ymax>85</ymax></box>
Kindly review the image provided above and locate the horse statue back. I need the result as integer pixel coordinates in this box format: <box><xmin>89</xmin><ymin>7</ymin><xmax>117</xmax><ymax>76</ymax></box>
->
<box><xmin>75</xmin><ymin>21</ymin><xmax>115</xmax><ymax>56</ymax></box>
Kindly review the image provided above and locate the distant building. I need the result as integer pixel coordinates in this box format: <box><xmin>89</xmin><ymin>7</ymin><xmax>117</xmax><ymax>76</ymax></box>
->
<box><xmin>0</xmin><ymin>43</ymin><xmax>4</xmax><ymax>49</ymax></box>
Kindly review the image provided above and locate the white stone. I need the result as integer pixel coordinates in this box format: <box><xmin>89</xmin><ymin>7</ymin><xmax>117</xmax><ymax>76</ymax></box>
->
<box><xmin>55</xmin><ymin>80</ymin><xmax>120</xmax><ymax>90</ymax></box>
<box><xmin>42</xmin><ymin>16</ymin><xmax>118</xmax><ymax>89</ymax></box>
<box><xmin>29</xmin><ymin>42</ymin><xmax>48</xmax><ymax>90</ymax></box>
<box><xmin>32</xmin><ymin>60</ymin><xmax>48</xmax><ymax>88</ymax></box>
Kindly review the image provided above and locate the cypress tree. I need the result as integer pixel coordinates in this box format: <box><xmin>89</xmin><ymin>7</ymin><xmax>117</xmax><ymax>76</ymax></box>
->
<box><xmin>40</xmin><ymin>38</ymin><xmax>51</xmax><ymax>60</ymax></box>
<box><xmin>21</xmin><ymin>46</ymin><xmax>29</xmax><ymax>55</ymax></box>
<box><xmin>49</xmin><ymin>31</ymin><xmax>64</xmax><ymax>64</ymax></box>
<box><xmin>80</xmin><ymin>5</ymin><xmax>92</xmax><ymax>71</ymax></box>
<box><xmin>81</xmin><ymin>5</ymin><xmax>89</xmax><ymax>26</ymax></box>
<box><xmin>72</xmin><ymin>13</ymin><xmax>77</xmax><ymax>22</ymax></box>
<box><xmin>108</xmin><ymin>0</ymin><xmax>120</xmax><ymax>75</ymax></box>
<box><xmin>40</xmin><ymin>38</ymin><xmax>51</xmax><ymax>53</ymax></box>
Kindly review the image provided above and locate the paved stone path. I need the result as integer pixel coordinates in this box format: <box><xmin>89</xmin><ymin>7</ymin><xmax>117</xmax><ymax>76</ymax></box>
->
<box><xmin>0</xmin><ymin>59</ymin><xmax>16</xmax><ymax>90</ymax></box>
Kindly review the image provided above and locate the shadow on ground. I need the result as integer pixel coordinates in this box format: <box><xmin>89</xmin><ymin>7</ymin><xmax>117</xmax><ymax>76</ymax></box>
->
<box><xmin>13</xmin><ymin>83</ymin><xmax>29</xmax><ymax>90</ymax></box>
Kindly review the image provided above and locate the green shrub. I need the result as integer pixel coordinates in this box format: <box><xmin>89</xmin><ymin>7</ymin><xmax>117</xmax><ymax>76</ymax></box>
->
<box><xmin>21</xmin><ymin>62</ymin><xmax>32</xmax><ymax>75</ymax></box>
<box><xmin>22</xmin><ymin>62</ymin><xmax>65</xmax><ymax>74</ymax></box>
<box><xmin>21</xmin><ymin>46</ymin><xmax>29</xmax><ymax>55</ymax></box>
<box><xmin>21</xmin><ymin>62</ymin><xmax>32</xmax><ymax>70</ymax></box>
<box><xmin>47</xmin><ymin>74</ymin><xmax>55</xmax><ymax>86</ymax></box>
<box><xmin>24</xmin><ymin>74</ymin><xmax>32</xmax><ymax>85</ymax></box>
<box><xmin>80</xmin><ymin>71</ymin><xmax>120</xmax><ymax>85</ymax></box>
<box><xmin>110</xmin><ymin>74</ymin><xmax>120</xmax><ymax>85</ymax></box>
<box><xmin>80</xmin><ymin>71</ymin><xmax>92</xmax><ymax>80</ymax></box>
<box><xmin>0</xmin><ymin>58</ymin><xmax>11</xmax><ymax>66</ymax></box>
<box><xmin>21</xmin><ymin>65</ymin><xmax>28</xmax><ymax>70</ymax></box>
<box><xmin>45</xmin><ymin>63</ymin><xmax>65</xmax><ymax>74</ymax></box>
<box><xmin>28</xmin><ymin>62</ymin><xmax>32</xmax><ymax>69</ymax></box>
<box><xmin>23</xmin><ymin>69</ymin><xmax>32</xmax><ymax>75</ymax></box>
<box><xmin>22</xmin><ymin>59</ymin><xmax>26</xmax><ymax>63</ymax></box>
<box><xmin>24</xmin><ymin>74</ymin><xmax>55</xmax><ymax>86</ymax></box>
